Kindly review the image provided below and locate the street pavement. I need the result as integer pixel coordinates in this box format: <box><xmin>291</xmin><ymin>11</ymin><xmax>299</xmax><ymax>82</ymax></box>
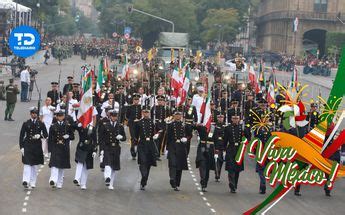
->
<box><xmin>0</xmin><ymin>56</ymin><xmax>344</xmax><ymax>215</ymax></box>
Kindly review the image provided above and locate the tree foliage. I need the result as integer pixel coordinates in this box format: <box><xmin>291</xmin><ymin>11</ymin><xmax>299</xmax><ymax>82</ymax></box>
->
<box><xmin>201</xmin><ymin>8</ymin><xmax>240</xmax><ymax>43</ymax></box>
<box><xmin>93</xmin><ymin>0</ymin><xmax>260</xmax><ymax>47</ymax></box>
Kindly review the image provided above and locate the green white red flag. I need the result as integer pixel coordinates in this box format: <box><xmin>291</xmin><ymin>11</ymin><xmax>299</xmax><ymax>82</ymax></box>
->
<box><xmin>78</xmin><ymin>67</ymin><xmax>94</xmax><ymax>128</ymax></box>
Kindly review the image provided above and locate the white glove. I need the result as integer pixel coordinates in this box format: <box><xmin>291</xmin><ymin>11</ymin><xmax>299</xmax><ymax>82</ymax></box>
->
<box><xmin>214</xmin><ymin>154</ymin><xmax>219</xmax><ymax>159</ymax></box>
<box><xmin>20</xmin><ymin>148</ymin><xmax>24</xmax><ymax>156</ymax></box>
<box><xmin>100</xmin><ymin>150</ymin><xmax>104</xmax><ymax>155</ymax></box>
<box><xmin>49</xmin><ymin>106</ymin><xmax>56</xmax><ymax>111</ymax></box>
<box><xmin>116</xmin><ymin>135</ymin><xmax>123</xmax><ymax>141</ymax></box>
<box><xmin>92</xmin><ymin>152</ymin><xmax>97</xmax><ymax>158</ymax></box>
<box><xmin>181</xmin><ymin>137</ymin><xmax>187</xmax><ymax>143</ymax></box>
<box><xmin>153</xmin><ymin>134</ymin><xmax>159</xmax><ymax>140</ymax></box>
<box><xmin>78</xmin><ymin>123</ymin><xmax>82</xmax><ymax>127</ymax></box>
<box><xmin>34</xmin><ymin>134</ymin><xmax>41</xmax><ymax>139</ymax></box>
<box><xmin>57</xmin><ymin>99</ymin><xmax>61</xmax><ymax>104</ymax></box>
<box><xmin>63</xmin><ymin>134</ymin><xmax>70</xmax><ymax>139</ymax></box>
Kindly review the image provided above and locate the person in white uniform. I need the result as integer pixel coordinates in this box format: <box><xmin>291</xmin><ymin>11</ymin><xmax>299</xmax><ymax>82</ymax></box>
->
<box><xmin>192</xmin><ymin>86</ymin><xmax>206</xmax><ymax>124</ymax></box>
<box><xmin>40</xmin><ymin>97</ymin><xmax>55</xmax><ymax>157</ymax></box>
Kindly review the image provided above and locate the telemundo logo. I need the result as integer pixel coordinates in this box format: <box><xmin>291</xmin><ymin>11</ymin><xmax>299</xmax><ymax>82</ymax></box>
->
<box><xmin>9</xmin><ymin>25</ymin><xmax>41</xmax><ymax>58</ymax></box>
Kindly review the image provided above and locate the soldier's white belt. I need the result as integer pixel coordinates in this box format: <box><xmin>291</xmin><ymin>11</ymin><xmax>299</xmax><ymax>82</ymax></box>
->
<box><xmin>200</xmin><ymin>141</ymin><xmax>214</xmax><ymax>144</ymax></box>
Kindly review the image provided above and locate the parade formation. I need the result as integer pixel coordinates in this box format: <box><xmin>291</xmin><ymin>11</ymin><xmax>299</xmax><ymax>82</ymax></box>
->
<box><xmin>1</xmin><ymin>1</ymin><xmax>345</xmax><ymax>214</ymax></box>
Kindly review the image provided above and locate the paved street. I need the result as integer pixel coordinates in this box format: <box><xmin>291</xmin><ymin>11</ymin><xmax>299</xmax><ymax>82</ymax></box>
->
<box><xmin>0</xmin><ymin>56</ymin><xmax>344</xmax><ymax>215</ymax></box>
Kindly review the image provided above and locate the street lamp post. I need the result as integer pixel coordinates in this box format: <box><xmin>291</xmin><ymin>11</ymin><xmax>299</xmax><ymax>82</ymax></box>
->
<box><xmin>127</xmin><ymin>5</ymin><xmax>175</xmax><ymax>32</ymax></box>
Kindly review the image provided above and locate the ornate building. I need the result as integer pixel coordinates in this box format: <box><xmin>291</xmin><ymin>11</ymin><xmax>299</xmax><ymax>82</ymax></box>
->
<box><xmin>256</xmin><ymin>0</ymin><xmax>345</xmax><ymax>56</ymax></box>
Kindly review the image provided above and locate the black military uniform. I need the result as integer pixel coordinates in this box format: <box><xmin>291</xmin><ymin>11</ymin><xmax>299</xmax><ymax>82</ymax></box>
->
<box><xmin>99</xmin><ymin>113</ymin><xmax>126</xmax><ymax>172</ymax></box>
<box><xmin>244</xmin><ymin>93</ymin><xmax>256</xmax><ymax>140</ymax></box>
<box><xmin>183</xmin><ymin>101</ymin><xmax>198</xmax><ymax>155</ymax></box>
<box><xmin>166</xmin><ymin>112</ymin><xmax>188</xmax><ymax>191</ymax></box>
<box><xmin>224</xmin><ymin>116</ymin><xmax>244</xmax><ymax>193</ymax></box>
<box><xmin>19</xmin><ymin>107</ymin><xmax>48</xmax><ymax>188</ymax></box>
<box><xmin>135</xmin><ymin>107</ymin><xmax>157</xmax><ymax>190</ymax></box>
<box><xmin>306</xmin><ymin>103</ymin><xmax>319</xmax><ymax>131</ymax></box>
<box><xmin>196</xmin><ymin>125</ymin><xmax>216</xmax><ymax>192</ymax></box>
<box><xmin>74</xmin><ymin>125</ymin><xmax>97</xmax><ymax>170</ymax></box>
<box><xmin>151</xmin><ymin>95</ymin><xmax>172</xmax><ymax>157</ymax></box>
<box><xmin>97</xmin><ymin>106</ymin><xmax>111</xmax><ymax>170</ymax></box>
<box><xmin>126</xmin><ymin>94</ymin><xmax>142</xmax><ymax>159</ymax></box>
<box><xmin>19</xmin><ymin>108</ymin><xmax>48</xmax><ymax>167</ymax></box>
<box><xmin>72</xmin><ymin>83</ymin><xmax>81</xmax><ymax>101</ymax></box>
<box><xmin>213</xmin><ymin>114</ymin><xmax>227</xmax><ymax>182</ymax></box>
<box><xmin>63</xmin><ymin>76</ymin><xmax>73</xmax><ymax>95</ymax></box>
<box><xmin>48</xmin><ymin>111</ymin><xmax>75</xmax><ymax>169</ymax></box>
<box><xmin>227</xmin><ymin>100</ymin><xmax>241</xmax><ymax>123</ymax></box>
<box><xmin>47</xmin><ymin>82</ymin><xmax>62</xmax><ymax>107</ymax></box>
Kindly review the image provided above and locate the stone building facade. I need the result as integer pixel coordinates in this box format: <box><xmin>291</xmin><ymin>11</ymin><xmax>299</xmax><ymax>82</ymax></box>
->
<box><xmin>256</xmin><ymin>0</ymin><xmax>345</xmax><ymax>56</ymax></box>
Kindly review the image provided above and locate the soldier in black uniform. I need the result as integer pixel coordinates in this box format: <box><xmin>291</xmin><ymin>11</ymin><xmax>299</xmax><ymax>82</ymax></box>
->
<box><xmin>73</xmin><ymin>123</ymin><xmax>98</xmax><ymax>190</ymax></box>
<box><xmin>134</xmin><ymin>107</ymin><xmax>157</xmax><ymax>190</ymax></box>
<box><xmin>195</xmin><ymin>124</ymin><xmax>216</xmax><ymax>192</ymax></box>
<box><xmin>166</xmin><ymin>111</ymin><xmax>188</xmax><ymax>191</ymax></box>
<box><xmin>99</xmin><ymin>110</ymin><xmax>126</xmax><ymax>190</ymax></box>
<box><xmin>115</xmin><ymin>84</ymin><xmax>127</xmax><ymax>123</ymax></box>
<box><xmin>151</xmin><ymin>95</ymin><xmax>172</xmax><ymax>159</ymax></box>
<box><xmin>227</xmin><ymin>99</ymin><xmax>241</xmax><ymax>123</ymax></box>
<box><xmin>213</xmin><ymin>113</ymin><xmax>226</xmax><ymax>182</ymax></box>
<box><xmin>252</xmin><ymin>100</ymin><xmax>272</xmax><ymax>194</ymax></box>
<box><xmin>47</xmin><ymin>82</ymin><xmax>62</xmax><ymax>107</ymax></box>
<box><xmin>48</xmin><ymin>110</ymin><xmax>75</xmax><ymax>189</ymax></box>
<box><xmin>183</xmin><ymin>98</ymin><xmax>198</xmax><ymax>155</ymax></box>
<box><xmin>19</xmin><ymin>107</ymin><xmax>48</xmax><ymax>189</ymax></box>
<box><xmin>72</xmin><ymin>83</ymin><xmax>81</xmax><ymax>101</ymax></box>
<box><xmin>63</xmin><ymin>76</ymin><xmax>74</xmax><ymax>95</ymax></box>
<box><xmin>220</xmin><ymin>90</ymin><xmax>230</xmax><ymax>119</ymax></box>
<box><xmin>210</xmin><ymin>102</ymin><xmax>219</xmax><ymax>123</ymax></box>
<box><xmin>126</xmin><ymin>94</ymin><xmax>142</xmax><ymax>160</ymax></box>
<box><xmin>244</xmin><ymin>92</ymin><xmax>256</xmax><ymax>140</ymax></box>
<box><xmin>224</xmin><ymin>115</ymin><xmax>244</xmax><ymax>193</ymax></box>
<box><xmin>97</xmin><ymin>105</ymin><xmax>112</xmax><ymax>171</ymax></box>
<box><xmin>306</xmin><ymin>103</ymin><xmax>319</xmax><ymax>131</ymax></box>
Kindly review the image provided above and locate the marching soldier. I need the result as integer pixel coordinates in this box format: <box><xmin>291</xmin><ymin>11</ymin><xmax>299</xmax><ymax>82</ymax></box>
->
<box><xmin>99</xmin><ymin>110</ymin><xmax>126</xmax><ymax>190</ymax></box>
<box><xmin>306</xmin><ymin>103</ymin><xmax>319</xmax><ymax>131</ymax></box>
<box><xmin>151</xmin><ymin>95</ymin><xmax>172</xmax><ymax>159</ymax></box>
<box><xmin>195</xmin><ymin>124</ymin><xmax>216</xmax><ymax>192</ymax></box>
<box><xmin>47</xmin><ymin>82</ymin><xmax>62</xmax><ymax>107</ymax></box>
<box><xmin>227</xmin><ymin>99</ymin><xmax>241</xmax><ymax>123</ymax></box>
<box><xmin>48</xmin><ymin>110</ymin><xmax>75</xmax><ymax>189</ymax></box>
<box><xmin>166</xmin><ymin>111</ymin><xmax>188</xmax><ymax>191</ymax></box>
<box><xmin>244</xmin><ymin>92</ymin><xmax>256</xmax><ymax>140</ymax></box>
<box><xmin>220</xmin><ymin>90</ymin><xmax>230</xmax><ymax>118</ymax></box>
<box><xmin>252</xmin><ymin>99</ymin><xmax>272</xmax><ymax>194</ymax></box>
<box><xmin>19</xmin><ymin>107</ymin><xmax>48</xmax><ymax>189</ymax></box>
<box><xmin>73</xmin><ymin>122</ymin><xmax>98</xmax><ymax>190</ymax></box>
<box><xmin>213</xmin><ymin>113</ymin><xmax>227</xmax><ymax>182</ymax></box>
<box><xmin>184</xmin><ymin>98</ymin><xmax>198</xmax><ymax>155</ymax></box>
<box><xmin>126</xmin><ymin>93</ymin><xmax>142</xmax><ymax>160</ymax></box>
<box><xmin>224</xmin><ymin>114</ymin><xmax>245</xmax><ymax>193</ymax></box>
<box><xmin>134</xmin><ymin>107</ymin><xmax>157</xmax><ymax>190</ymax></box>
<box><xmin>63</xmin><ymin>76</ymin><xmax>74</xmax><ymax>95</ymax></box>
<box><xmin>210</xmin><ymin>102</ymin><xmax>219</xmax><ymax>124</ymax></box>
<box><xmin>115</xmin><ymin>84</ymin><xmax>127</xmax><ymax>123</ymax></box>
<box><xmin>97</xmin><ymin>105</ymin><xmax>112</xmax><ymax>171</ymax></box>
<box><xmin>72</xmin><ymin>83</ymin><xmax>81</xmax><ymax>101</ymax></box>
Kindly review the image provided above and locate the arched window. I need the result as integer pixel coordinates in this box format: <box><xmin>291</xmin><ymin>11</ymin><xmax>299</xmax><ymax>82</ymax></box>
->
<box><xmin>314</xmin><ymin>0</ymin><xmax>328</xmax><ymax>13</ymax></box>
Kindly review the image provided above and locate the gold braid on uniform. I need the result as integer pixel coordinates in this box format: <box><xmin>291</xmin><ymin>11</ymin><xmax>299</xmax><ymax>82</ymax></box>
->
<box><xmin>249</xmin><ymin>109</ymin><xmax>272</xmax><ymax>135</ymax></box>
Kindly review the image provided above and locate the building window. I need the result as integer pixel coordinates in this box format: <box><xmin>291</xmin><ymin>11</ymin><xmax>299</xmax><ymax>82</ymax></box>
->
<box><xmin>314</xmin><ymin>0</ymin><xmax>328</xmax><ymax>13</ymax></box>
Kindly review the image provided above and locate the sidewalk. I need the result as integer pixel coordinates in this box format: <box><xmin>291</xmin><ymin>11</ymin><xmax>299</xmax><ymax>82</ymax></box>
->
<box><xmin>0</xmin><ymin>50</ymin><xmax>46</xmax><ymax>81</ymax></box>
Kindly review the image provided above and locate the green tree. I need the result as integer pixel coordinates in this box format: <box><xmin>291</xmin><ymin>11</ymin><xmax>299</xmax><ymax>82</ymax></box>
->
<box><xmin>201</xmin><ymin>8</ymin><xmax>240</xmax><ymax>43</ymax></box>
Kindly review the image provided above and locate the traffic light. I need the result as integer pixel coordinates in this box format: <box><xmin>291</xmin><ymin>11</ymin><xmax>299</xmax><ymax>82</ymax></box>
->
<box><xmin>127</xmin><ymin>5</ymin><xmax>133</xmax><ymax>13</ymax></box>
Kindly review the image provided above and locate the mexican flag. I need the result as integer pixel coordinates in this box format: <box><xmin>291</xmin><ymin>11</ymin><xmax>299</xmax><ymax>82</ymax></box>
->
<box><xmin>178</xmin><ymin>66</ymin><xmax>190</xmax><ymax>106</ymax></box>
<box><xmin>103</xmin><ymin>57</ymin><xmax>109</xmax><ymax>82</ymax></box>
<box><xmin>78</xmin><ymin>69</ymin><xmax>94</xmax><ymax>128</ymax></box>
<box><xmin>248</xmin><ymin>63</ymin><xmax>259</xmax><ymax>93</ymax></box>
<box><xmin>267</xmin><ymin>71</ymin><xmax>275</xmax><ymax>105</ymax></box>
<box><xmin>202</xmin><ymin>87</ymin><xmax>212</xmax><ymax>132</ymax></box>
<box><xmin>171</xmin><ymin>63</ymin><xmax>187</xmax><ymax>97</ymax></box>
<box><xmin>290</xmin><ymin>66</ymin><xmax>298</xmax><ymax>89</ymax></box>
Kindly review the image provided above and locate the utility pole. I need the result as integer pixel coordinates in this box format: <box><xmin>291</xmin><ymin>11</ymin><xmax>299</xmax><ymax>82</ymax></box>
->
<box><xmin>127</xmin><ymin>5</ymin><xmax>175</xmax><ymax>32</ymax></box>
